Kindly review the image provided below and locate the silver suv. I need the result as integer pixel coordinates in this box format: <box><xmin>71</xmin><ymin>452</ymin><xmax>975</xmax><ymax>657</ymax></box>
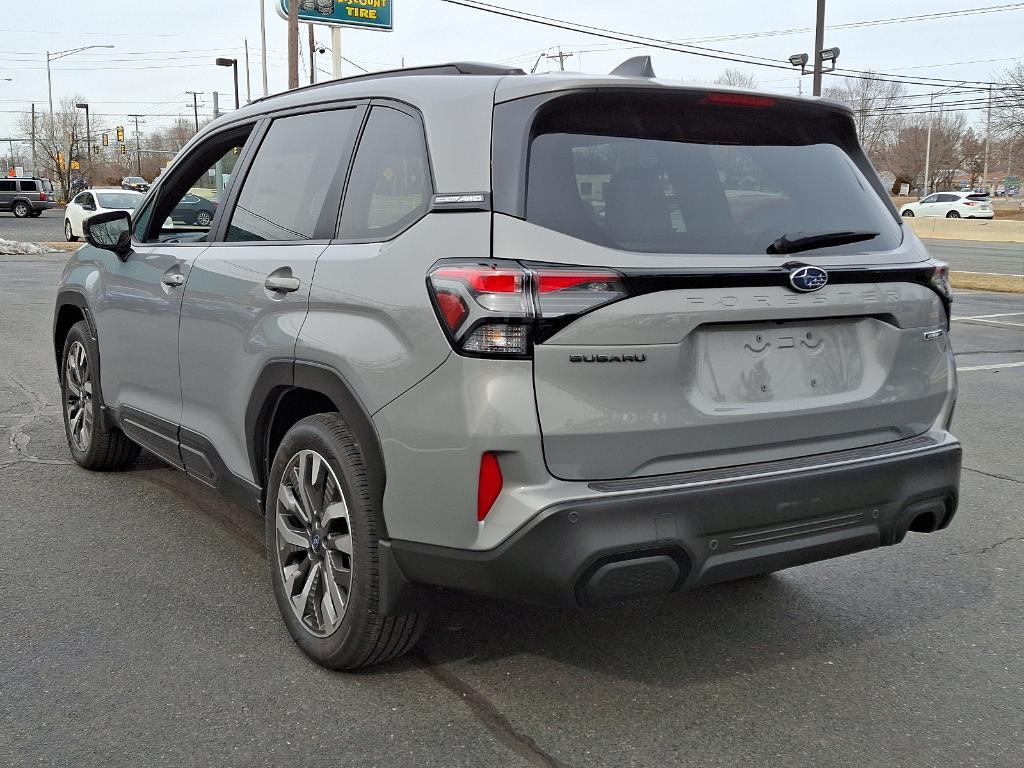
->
<box><xmin>54</xmin><ymin>60</ymin><xmax>962</xmax><ymax>669</ymax></box>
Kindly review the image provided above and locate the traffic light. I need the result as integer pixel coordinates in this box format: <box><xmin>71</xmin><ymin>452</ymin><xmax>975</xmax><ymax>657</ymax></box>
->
<box><xmin>116</xmin><ymin>126</ymin><xmax>125</xmax><ymax>142</ymax></box>
<box><xmin>119</xmin><ymin>144</ymin><xmax>127</xmax><ymax>155</ymax></box>
<box><xmin>93</xmin><ymin>145</ymin><xmax>100</xmax><ymax>155</ymax></box>
<box><xmin>102</xmin><ymin>133</ymin><xmax>109</xmax><ymax>147</ymax></box>
<box><xmin>70</xmin><ymin>160</ymin><xmax>80</xmax><ymax>171</ymax></box>
<box><xmin>57</xmin><ymin>152</ymin><xmax>65</xmax><ymax>170</ymax></box>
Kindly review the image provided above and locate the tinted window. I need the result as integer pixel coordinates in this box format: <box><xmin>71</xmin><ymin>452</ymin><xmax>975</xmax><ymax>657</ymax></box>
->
<box><xmin>339</xmin><ymin>106</ymin><xmax>430</xmax><ymax>240</ymax></box>
<box><xmin>82</xmin><ymin>194</ymin><xmax>95</xmax><ymax>208</ymax></box>
<box><xmin>520</xmin><ymin>92</ymin><xmax>901</xmax><ymax>256</ymax></box>
<box><xmin>920</xmin><ymin>195</ymin><xmax>939</xmax><ymax>204</ymax></box>
<box><xmin>135</xmin><ymin>125</ymin><xmax>252</xmax><ymax>242</ymax></box>
<box><xmin>966</xmin><ymin>193</ymin><xmax>989</xmax><ymax>201</ymax></box>
<box><xmin>73</xmin><ymin>193</ymin><xmax>89</xmax><ymax>205</ymax></box>
<box><xmin>19</xmin><ymin>180</ymin><xmax>38</xmax><ymax>192</ymax></box>
<box><xmin>936</xmin><ymin>193</ymin><xmax>959</xmax><ymax>202</ymax></box>
<box><xmin>227</xmin><ymin>108</ymin><xmax>359</xmax><ymax>242</ymax></box>
<box><xmin>0</xmin><ymin>180</ymin><xmax>15</xmax><ymax>192</ymax></box>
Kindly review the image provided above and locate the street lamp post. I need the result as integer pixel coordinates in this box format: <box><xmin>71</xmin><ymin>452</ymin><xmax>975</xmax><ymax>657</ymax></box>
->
<box><xmin>922</xmin><ymin>82</ymin><xmax>969</xmax><ymax>198</ymax></box>
<box><xmin>47</xmin><ymin>45</ymin><xmax>114</xmax><ymax>116</ymax></box>
<box><xmin>216</xmin><ymin>57</ymin><xmax>240</xmax><ymax>110</ymax></box>
<box><xmin>75</xmin><ymin>102</ymin><xmax>90</xmax><ymax>181</ymax></box>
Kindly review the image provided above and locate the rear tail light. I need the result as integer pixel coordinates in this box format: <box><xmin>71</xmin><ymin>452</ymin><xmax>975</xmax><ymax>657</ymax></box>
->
<box><xmin>930</xmin><ymin>262</ymin><xmax>952</xmax><ymax>325</ymax></box>
<box><xmin>963</xmin><ymin>201</ymin><xmax>977</xmax><ymax>206</ymax></box>
<box><xmin>39</xmin><ymin>192</ymin><xmax>48</xmax><ymax>201</ymax></box>
<box><xmin>427</xmin><ymin>261</ymin><xmax>627</xmax><ymax>357</ymax></box>
<box><xmin>699</xmin><ymin>92</ymin><xmax>776</xmax><ymax>109</ymax></box>
<box><xmin>477</xmin><ymin>452</ymin><xmax>503</xmax><ymax>521</ymax></box>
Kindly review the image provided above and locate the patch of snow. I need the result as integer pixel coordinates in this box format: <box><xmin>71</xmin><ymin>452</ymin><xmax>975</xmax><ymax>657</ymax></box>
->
<box><xmin>0</xmin><ymin>239</ymin><xmax>63</xmax><ymax>255</ymax></box>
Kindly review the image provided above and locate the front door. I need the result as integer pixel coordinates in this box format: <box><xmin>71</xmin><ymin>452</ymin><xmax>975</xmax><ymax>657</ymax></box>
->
<box><xmin>177</xmin><ymin>105</ymin><xmax>364</xmax><ymax>484</ymax></box>
<box><xmin>97</xmin><ymin>123</ymin><xmax>258</xmax><ymax>465</ymax></box>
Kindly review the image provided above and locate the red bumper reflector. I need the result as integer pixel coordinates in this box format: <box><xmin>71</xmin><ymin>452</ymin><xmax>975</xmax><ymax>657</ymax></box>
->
<box><xmin>477</xmin><ymin>452</ymin><xmax>503</xmax><ymax>522</ymax></box>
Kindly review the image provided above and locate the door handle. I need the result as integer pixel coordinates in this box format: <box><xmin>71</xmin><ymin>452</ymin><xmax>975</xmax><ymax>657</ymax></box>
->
<box><xmin>264</xmin><ymin>275</ymin><xmax>300</xmax><ymax>293</ymax></box>
<box><xmin>162</xmin><ymin>272</ymin><xmax>185</xmax><ymax>287</ymax></box>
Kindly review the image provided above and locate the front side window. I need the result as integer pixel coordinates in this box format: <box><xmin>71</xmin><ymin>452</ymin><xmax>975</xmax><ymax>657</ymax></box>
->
<box><xmin>73</xmin><ymin>192</ymin><xmax>89</xmax><ymax>205</ymax></box>
<box><xmin>921</xmin><ymin>195</ymin><xmax>939</xmax><ymax>204</ymax></box>
<box><xmin>82</xmin><ymin>193</ymin><xmax>95</xmax><ymax>208</ymax></box>
<box><xmin>339</xmin><ymin>106</ymin><xmax>431</xmax><ymax>241</ymax></box>
<box><xmin>135</xmin><ymin>125</ymin><xmax>252</xmax><ymax>243</ymax></box>
<box><xmin>226</xmin><ymin>108</ymin><xmax>360</xmax><ymax>242</ymax></box>
<box><xmin>0</xmin><ymin>180</ymin><xmax>15</xmax><ymax>193</ymax></box>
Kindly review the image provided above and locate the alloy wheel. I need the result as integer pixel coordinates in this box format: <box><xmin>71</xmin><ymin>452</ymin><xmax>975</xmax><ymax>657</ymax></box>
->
<box><xmin>196</xmin><ymin>211</ymin><xmax>212</xmax><ymax>226</ymax></box>
<box><xmin>64</xmin><ymin>341</ymin><xmax>94</xmax><ymax>452</ymax></box>
<box><xmin>65</xmin><ymin>220</ymin><xmax>75</xmax><ymax>241</ymax></box>
<box><xmin>274</xmin><ymin>449</ymin><xmax>353</xmax><ymax>637</ymax></box>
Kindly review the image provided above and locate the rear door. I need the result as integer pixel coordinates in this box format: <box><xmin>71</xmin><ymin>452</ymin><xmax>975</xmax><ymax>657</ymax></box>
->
<box><xmin>177</xmin><ymin>104</ymin><xmax>365</xmax><ymax>483</ymax></box>
<box><xmin>492</xmin><ymin>88</ymin><xmax>952</xmax><ymax>481</ymax></box>
<box><xmin>0</xmin><ymin>179</ymin><xmax>14</xmax><ymax>211</ymax></box>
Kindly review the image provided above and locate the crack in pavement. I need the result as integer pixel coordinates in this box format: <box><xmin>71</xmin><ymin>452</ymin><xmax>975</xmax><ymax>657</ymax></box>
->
<box><xmin>963</xmin><ymin>466</ymin><xmax>1024</xmax><ymax>485</ymax></box>
<box><xmin>1</xmin><ymin>374</ymin><xmax>58</xmax><ymax>460</ymax></box>
<box><xmin>947</xmin><ymin>536</ymin><xmax>1024</xmax><ymax>557</ymax></box>
<box><xmin>0</xmin><ymin>457</ymin><xmax>74</xmax><ymax>470</ymax></box>
<box><xmin>415</xmin><ymin>652</ymin><xmax>571</xmax><ymax>768</ymax></box>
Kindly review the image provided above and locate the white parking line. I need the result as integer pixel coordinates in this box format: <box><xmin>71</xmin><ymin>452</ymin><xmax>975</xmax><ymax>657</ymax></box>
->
<box><xmin>951</xmin><ymin>270</ymin><xmax>1024</xmax><ymax>277</ymax></box>
<box><xmin>952</xmin><ymin>312</ymin><xmax>1024</xmax><ymax>321</ymax></box>
<box><xmin>956</xmin><ymin>318</ymin><xmax>1024</xmax><ymax>328</ymax></box>
<box><xmin>957</xmin><ymin>361</ymin><xmax>1024</xmax><ymax>372</ymax></box>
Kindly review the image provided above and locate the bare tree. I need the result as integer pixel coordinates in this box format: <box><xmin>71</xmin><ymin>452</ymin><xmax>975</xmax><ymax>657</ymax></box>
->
<box><xmin>887</xmin><ymin>111</ymin><xmax>970</xmax><ymax>193</ymax></box>
<box><xmin>823</xmin><ymin>74</ymin><xmax>908</xmax><ymax>161</ymax></box>
<box><xmin>992</xmin><ymin>62</ymin><xmax>1024</xmax><ymax>143</ymax></box>
<box><xmin>713</xmin><ymin>68</ymin><xmax>759</xmax><ymax>89</ymax></box>
<box><xmin>959</xmin><ymin>128</ymin><xmax>986</xmax><ymax>188</ymax></box>
<box><xmin>18</xmin><ymin>96</ymin><xmax>86</xmax><ymax>199</ymax></box>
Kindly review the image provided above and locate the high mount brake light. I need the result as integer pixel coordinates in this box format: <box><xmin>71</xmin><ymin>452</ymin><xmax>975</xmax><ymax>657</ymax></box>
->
<box><xmin>427</xmin><ymin>262</ymin><xmax>628</xmax><ymax>357</ymax></box>
<box><xmin>700</xmin><ymin>92</ymin><xmax>777</xmax><ymax>108</ymax></box>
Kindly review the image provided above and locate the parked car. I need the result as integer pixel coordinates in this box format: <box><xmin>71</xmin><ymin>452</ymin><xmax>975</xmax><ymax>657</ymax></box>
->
<box><xmin>54</xmin><ymin>60</ymin><xmax>962</xmax><ymax>670</ymax></box>
<box><xmin>899</xmin><ymin>191</ymin><xmax>993</xmax><ymax>219</ymax></box>
<box><xmin>121</xmin><ymin>176</ymin><xmax>150</xmax><ymax>193</ymax></box>
<box><xmin>0</xmin><ymin>176</ymin><xmax>55</xmax><ymax>217</ymax></box>
<box><xmin>64</xmin><ymin>188</ymin><xmax>143</xmax><ymax>241</ymax></box>
<box><xmin>169</xmin><ymin>192</ymin><xmax>217</xmax><ymax>227</ymax></box>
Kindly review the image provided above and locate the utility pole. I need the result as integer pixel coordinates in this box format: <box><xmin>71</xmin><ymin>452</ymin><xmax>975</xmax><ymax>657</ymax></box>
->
<box><xmin>213</xmin><ymin>92</ymin><xmax>220</xmax><ymax>120</ymax></box>
<box><xmin>244</xmin><ymin>37</ymin><xmax>252</xmax><ymax>103</ymax></box>
<box><xmin>186</xmin><ymin>91</ymin><xmax>203</xmax><ymax>133</ymax></box>
<box><xmin>923</xmin><ymin>93</ymin><xmax>934</xmax><ymax>197</ymax></box>
<box><xmin>982</xmin><ymin>85</ymin><xmax>992</xmax><ymax>195</ymax></box>
<box><xmin>331</xmin><ymin>27</ymin><xmax>342</xmax><ymax>79</ymax></box>
<box><xmin>308</xmin><ymin>25</ymin><xmax>316</xmax><ymax>85</ymax></box>
<box><xmin>287</xmin><ymin>0</ymin><xmax>299</xmax><ymax>89</ymax></box>
<box><xmin>30</xmin><ymin>104</ymin><xmax>36</xmax><ymax>174</ymax></box>
<box><xmin>260</xmin><ymin>0</ymin><xmax>269</xmax><ymax>96</ymax></box>
<box><xmin>129</xmin><ymin>114</ymin><xmax>143</xmax><ymax>177</ymax></box>
<box><xmin>812</xmin><ymin>0</ymin><xmax>826</xmax><ymax>96</ymax></box>
<box><xmin>545</xmin><ymin>47</ymin><xmax>573</xmax><ymax>71</ymax></box>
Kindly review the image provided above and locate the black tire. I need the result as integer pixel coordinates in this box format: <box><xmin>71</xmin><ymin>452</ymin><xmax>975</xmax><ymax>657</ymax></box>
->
<box><xmin>946</xmin><ymin>210</ymin><xmax>960</xmax><ymax>218</ymax></box>
<box><xmin>266</xmin><ymin>413</ymin><xmax>428</xmax><ymax>670</ymax></box>
<box><xmin>12</xmin><ymin>201</ymin><xmax>30</xmax><ymax>218</ymax></box>
<box><xmin>195</xmin><ymin>210</ymin><xmax>212</xmax><ymax>227</ymax></box>
<box><xmin>60</xmin><ymin>321</ymin><xmax>140</xmax><ymax>471</ymax></box>
<box><xmin>901</xmin><ymin>210</ymin><xmax>915</xmax><ymax>217</ymax></box>
<box><xmin>65</xmin><ymin>219</ymin><xmax>78</xmax><ymax>242</ymax></box>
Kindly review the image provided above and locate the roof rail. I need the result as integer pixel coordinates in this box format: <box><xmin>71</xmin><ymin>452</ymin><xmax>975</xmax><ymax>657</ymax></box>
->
<box><xmin>250</xmin><ymin>62</ymin><xmax>525</xmax><ymax>106</ymax></box>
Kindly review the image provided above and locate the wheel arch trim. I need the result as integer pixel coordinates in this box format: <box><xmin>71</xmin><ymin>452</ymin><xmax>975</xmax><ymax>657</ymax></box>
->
<box><xmin>246</xmin><ymin>360</ymin><xmax>388</xmax><ymax>533</ymax></box>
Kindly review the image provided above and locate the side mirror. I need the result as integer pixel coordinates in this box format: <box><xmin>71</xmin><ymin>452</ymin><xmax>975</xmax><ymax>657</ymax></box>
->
<box><xmin>85</xmin><ymin>210</ymin><xmax>133</xmax><ymax>259</ymax></box>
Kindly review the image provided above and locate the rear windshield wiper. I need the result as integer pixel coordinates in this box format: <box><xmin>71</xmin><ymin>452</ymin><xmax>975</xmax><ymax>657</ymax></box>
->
<box><xmin>767</xmin><ymin>230</ymin><xmax>879</xmax><ymax>255</ymax></box>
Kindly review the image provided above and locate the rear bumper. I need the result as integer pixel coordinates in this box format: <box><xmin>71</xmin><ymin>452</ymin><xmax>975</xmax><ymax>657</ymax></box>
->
<box><xmin>383</xmin><ymin>438</ymin><xmax>961</xmax><ymax>610</ymax></box>
<box><xmin>30</xmin><ymin>200</ymin><xmax>56</xmax><ymax>211</ymax></box>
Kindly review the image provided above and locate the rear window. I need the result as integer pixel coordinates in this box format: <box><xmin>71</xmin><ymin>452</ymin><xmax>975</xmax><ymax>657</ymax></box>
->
<box><xmin>966</xmin><ymin>193</ymin><xmax>989</xmax><ymax>201</ymax></box>
<box><xmin>519</xmin><ymin>91</ymin><xmax>902</xmax><ymax>256</ymax></box>
<box><xmin>96</xmin><ymin>192</ymin><xmax>141</xmax><ymax>209</ymax></box>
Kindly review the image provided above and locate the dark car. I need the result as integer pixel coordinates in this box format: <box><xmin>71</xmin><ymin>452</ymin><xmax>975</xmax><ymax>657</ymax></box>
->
<box><xmin>121</xmin><ymin>176</ymin><xmax>150</xmax><ymax>193</ymax></box>
<box><xmin>0</xmin><ymin>177</ymin><xmax>56</xmax><ymax>217</ymax></box>
<box><xmin>169</xmin><ymin>192</ymin><xmax>217</xmax><ymax>226</ymax></box>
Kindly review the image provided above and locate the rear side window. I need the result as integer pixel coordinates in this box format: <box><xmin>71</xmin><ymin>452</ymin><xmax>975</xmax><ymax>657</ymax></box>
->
<box><xmin>517</xmin><ymin>91</ymin><xmax>902</xmax><ymax>256</ymax></box>
<box><xmin>936</xmin><ymin>193</ymin><xmax>959</xmax><ymax>203</ymax></box>
<box><xmin>227</xmin><ymin>108</ymin><xmax>360</xmax><ymax>242</ymax></box>
<box><xmin>339</xmin><ymin>106</ymin><xmax>430</xmax><ymax>241</ymax></box>
<box><xmin>19</xmin><ymin>180</ymin><xmax>38</xmax><ymax>192</ymax></box>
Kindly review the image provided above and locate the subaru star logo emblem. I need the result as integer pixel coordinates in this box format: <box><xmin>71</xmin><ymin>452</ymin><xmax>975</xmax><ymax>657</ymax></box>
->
<box><xmin>788</xmin><ymin>265</ymin><xmax>829</xmax><ymax>293</ymax></box>
<box><xmin>311</xmin><ymin>534</ymin><xmax>322</xmax><ymax>552</ymax></box>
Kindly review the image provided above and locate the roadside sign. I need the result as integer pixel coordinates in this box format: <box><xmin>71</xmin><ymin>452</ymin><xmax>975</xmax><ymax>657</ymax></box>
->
<box><xmin>70</xmin><ymin>160</ymin><xmax>81</xmax><ymax>171</ymax></box>
<box><xmin>277</xmin><ymin>0</ymin><xmax>393</xmax><ymax>31</ymax></box>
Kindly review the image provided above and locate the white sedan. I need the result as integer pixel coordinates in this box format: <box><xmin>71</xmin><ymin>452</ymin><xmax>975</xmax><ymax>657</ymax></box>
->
<box><xmin>899</xmin><ymin>191</ymin><xmax>994</xmax><ymax>219</ymax></box>
<box><xmin>65</xmin><ymin>188</ymin><xmax>144</xmax><ymax>241</ymax></box>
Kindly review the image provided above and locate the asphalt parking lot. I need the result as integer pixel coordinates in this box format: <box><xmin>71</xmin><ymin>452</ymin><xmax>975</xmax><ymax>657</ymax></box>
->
<box><xmin>2</xmin><ymin>253</ymin><xmax>1023</xmax><ymax>768</ymax></box>
<box><xmin>0</xmin><ymin>209</ymin><xmax>65</xmax><ymax>243</ymax></box>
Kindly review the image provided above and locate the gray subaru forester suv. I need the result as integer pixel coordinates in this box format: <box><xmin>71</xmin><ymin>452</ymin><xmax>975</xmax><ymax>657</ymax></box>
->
<box><xmin>54</xmin><ymin>60</ymin><xmax>962</xmax><ymax>669</ymax></box>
